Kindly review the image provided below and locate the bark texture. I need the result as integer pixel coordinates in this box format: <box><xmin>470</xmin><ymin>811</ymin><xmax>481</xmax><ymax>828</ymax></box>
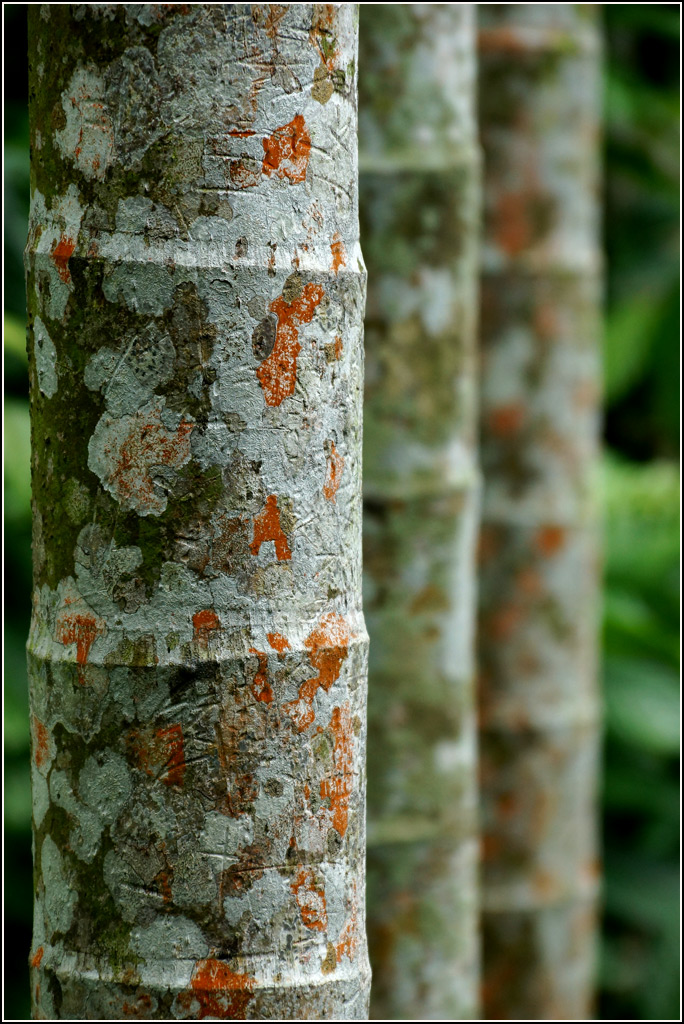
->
<box><xmin>359</xmin><ymin>6</ymin><xmax>480</xmax><ymax>1019</ymax></box>
<box><xmin>26</xmin><ymin>5</ymin><xmax>370</xmax><ymax>1019</ymax></box>
<box><xmin>477</xmin><ymin>5</ymin><xmax>602</xmax><ymax>1019</ymax></box>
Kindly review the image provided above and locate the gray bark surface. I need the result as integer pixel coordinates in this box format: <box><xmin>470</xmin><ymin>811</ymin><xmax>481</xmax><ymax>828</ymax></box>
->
<box><xmin>477</xmin><ymin>5</ymin><xmax>603</xmax><ymax>1019</ymax></box>
<box><xmin>359</xmin><ymin>5</ymin><xmax>480</xmax><ymax>1019</ymax></box>
<box><xmin>26</xmin><ymin>5</ymin><xmax>369</xmax><ymax>1019</ymax></box>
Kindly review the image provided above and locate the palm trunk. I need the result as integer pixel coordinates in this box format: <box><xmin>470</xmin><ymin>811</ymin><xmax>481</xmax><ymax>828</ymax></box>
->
<box><xmin>477</xmin><ymin>5</ymin><xmax>602</xmax><ymax>1019</ymax></box>
<box><xmin>359</xmin><ymin>5</ymin><xmax>480</xmax><ymax>1019</ymax></box>
<box><xmin>26</xmin><ymin>4</ymin><xmax>369</xmax><ymax>1019</ymax></box>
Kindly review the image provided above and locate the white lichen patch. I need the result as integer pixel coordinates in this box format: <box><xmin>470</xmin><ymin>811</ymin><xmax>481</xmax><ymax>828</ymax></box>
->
<box><xmin>27</xmin><ymin>185</ymin><xmax>85</xmax><ymax>320</ymax></box>
<box><xmin>130</xmin><ymin>917</ymin><xmax>209</xmax><ymax>962</ymax></box>
<box><xmin>55</xmin><ymin>65</ymin><xmax>115</xmax><ymax>181</ymax></box>
<box><xmin>88</xmin><ymin>398</ymin><xmax>194</xmax><ymax>516</ymax></box>
<box><xmin>34</xmin><ymin>315</ymin><xmax>59</xmax><ymax>397</ymax></box>
<box><xmin>79</xmin><ymin>750</ymin><xmax>132</xmax><ymax>825</ymax></box>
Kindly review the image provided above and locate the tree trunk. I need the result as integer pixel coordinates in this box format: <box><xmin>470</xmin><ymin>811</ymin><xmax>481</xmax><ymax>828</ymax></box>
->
<box><xmin>477</xmin><ymin>5</ymin><xmax>602</xmax><ymax>1019</ymax></box>
<box><xmin>26</xmin><ymin>4</ymin><xmax>369</xmax><ymax>1019</ymax></box>
<box><xmin>359</xmin><ymin>5</ymin><xmax>480</xmax><ymax>1019</ymax></box>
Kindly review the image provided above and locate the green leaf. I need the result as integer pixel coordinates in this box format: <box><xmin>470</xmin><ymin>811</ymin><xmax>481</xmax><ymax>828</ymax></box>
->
<box><xmin>3</xmin><ymin>397</ymin><xmax>31</xmax><ymax>527</ymax></box>
<box><xmin>604</xmin><ymin>656</ymin><xmax>680</xmax><ymax>755</ymax></box>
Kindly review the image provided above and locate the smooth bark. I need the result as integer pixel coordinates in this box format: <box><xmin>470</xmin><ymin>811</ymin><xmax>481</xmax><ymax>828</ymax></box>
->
<box><xmin>477</xmin><ymin>5</ymin><xmax>602</xmax><ymax>1019</ymax></box>
<box><xmin>359</xmin><ymin>5</ymin><xmax>480</xmax><ymax>1019</ymax></box>
<box><xmin>26</xmin><ymin>5</ymin><xmax>369</xmax><ymax>1019</ymax></box>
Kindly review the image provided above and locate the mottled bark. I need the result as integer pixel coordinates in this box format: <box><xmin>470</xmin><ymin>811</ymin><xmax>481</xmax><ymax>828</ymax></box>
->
<box><xmin>359</xmin><ymin>6</ymin><xmax>480</xmax><ymax>1019</ymax></box>
<box><xmin>477</xmin><ymin>5</ymin><xmax>602</xmax><ymax>1019</ymax></box>
<box><xmin>26</xmin><ymin>5</ymin><xmax>369</xmax><ymax>1019</ymax></box>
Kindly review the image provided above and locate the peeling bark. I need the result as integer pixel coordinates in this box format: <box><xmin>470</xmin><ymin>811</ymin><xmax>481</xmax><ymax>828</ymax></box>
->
<box><xmin>477</xmin><ymin>5</ymin><xmax>602</xmax><ymax>1019</ymax></box>
<box><xmin>26</xmin><ymin>5</ymin><xmax>369</xmax><ymax>1019</ymax></box>
<box><xmin>359</xmin><ymin>6</ymin><xmax>480</xmax><ymax>1019</ymax></box>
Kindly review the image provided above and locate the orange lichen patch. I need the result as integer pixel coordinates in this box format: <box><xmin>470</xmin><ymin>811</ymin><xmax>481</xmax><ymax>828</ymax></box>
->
<box><xmin>283</xmin><ymin>613</ymin><xmax>350</xmax><ymax>730</ymax></box>
<box><xmin>32</xmin><ymin>716</ymin><xmax>50</xmax><ymax>770</ymax></box>
<box><xmin>496</xmin><ymin>792</ymin><xmax>519</xmax><ymax>820</ymax></box>
<box><xmin>108</xmin><ymin>412</ymin><xmax>194</xmax><ymax>514</ymax></box>
<box><xmin>335</xmin><ymin>877</ymin><xmax>361</xmax><ymax>964</ymax></box>
<box><xmin>487</xmin><ymin>402</ymin><xmax>525</xmax><ymax>437</ymax></box>
<box><xmin>323</xmin><ymin>441</ymin><xmax>344</xmax><ymax>502</ymax></box>
<box><xmin>229</xmin><ymin>157</ymin><xmax>261</xmax><ymax>189</ymax></box>
<box><xmin>333</xmin><ymin>335</ymin><xmax>343</xmax><ymax>360</ymax></box>
<box><xmin>249</xmin><ymin>648</ymin><xmax>273</xmax><ymax>704</ymax></box>
<box><xmin>155</xmin><ymin>865</ymin><xmax>174</xmax><ymax>904</ymax></box>
<box><xmin>321</xmin><ymin>704</ymin><xmax>354</xmax><ymax>837</ymax></box>
<box><xmin>486</xmin><ymin>604</ymin><xmax>523</xmax><ymax>641</ymax></box>
<box><xmin>228</xmin><ymin>129</ymin><xmax>256</xmax><ymax>138</ymax></box>
<box><xmin>533</xmin><ymin>301</ymin><xmax>558</xmax><ymax>341</ymax></box>
<box><xmin>330</xmin><ymin>233</ymin><xmax>346</xmax><ymax>275</ymax></box>
<box><xmin>122</xmin><ymin>993</ymin><xmax>153</xmax><ymax>1019</ymax></box>
<box><xmin>30</xmin><ymin>947</ymin><xmax>44</xmax><ymax>969</ymax></box>
<box><xmin>291</xmin><ymin>867</ymin><xmax>328</xmax><ymax>932</ymax></box>
<box><xmin>157</xmin><ymin>724</ymin><xmax>185</xmax><ymax>787</ymax></box>
<box><xmin>533</xmin><ymin>869</ymin><xmax>559</xmax><ymax>898</ymax></box>
<box><xmin>257</xmin><ymin>281</ymin><xmax>324</xmax><ymax>406</ymax></box>
<box><xmin>516</xmin><ymin>567</ymin><xmax>543</xmax><ymax>597</ymax></box>
<box><xmin>177</xmin><ymin>959</ymin><xmax>256</xmax><ymax>1020</ymax></box>
<box><xmin>535</xmin><ymin>525</ymin><xmax>566</xmax><ymax>556</ymax></box>
<box><xmin>250</xmin><ymin>494</ymin><xmax>292</xmax><ymax>560</ymax></box>
<box><xmin>267</xmin><ymin>632</ymin><xmax>290</xmax><ymax>653</ymax></box>
<box><xmin>51</xmin><ymin>234</ymin><xmax>76</xmax><ymax>283</ymax></box>
<box><xmin>193</xmin><ymin>609</ymin><xmax>220</xmax><ymax>646</ymax></box>
<box><xmin>481</xmin><ymin>832</ymin><xmax>504</xmax><ymax>862</ymax></box>
<box><xmin>129</xmin><ymin>723</ymin><xmax>186</xmax><ymax>788</ymax></box>
<box><xmin>309</xmin><ymin>4</ymin><xmax>338</xmax><ymax>69</ymax></box>
<box><xmin>55</xmin><ymin>609</ymin><xmax>105</xmax><ymax>680</ymax></box>
<box><xmin>493</xmin><ymin>190</ymin><xmax>533</xmax><ymax>257</ymax></box>
<box><xmin>262</xmin><ymin>114</ymin><xmax>311</xmax><ymax>183</ymax></box>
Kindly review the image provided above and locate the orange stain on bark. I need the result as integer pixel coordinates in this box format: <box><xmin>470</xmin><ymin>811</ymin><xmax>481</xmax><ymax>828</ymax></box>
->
<box><xmin>535</xmin><ymin>525</ymin><xmax>566</xmax><ymax>556</ymax></box>
<box><xmin>335</xmin><ymin>883</ymin><xmax>360</xmax><ymax>965</ymax></box>
<box><xmin>249</xmin><ymin>648</ymin><xmax>274</xmax><ymax>704</ymax></box>
<box><xmin>55</xmin><ymin>611</ymin><xmax>105</xmax><ymax>680</ymax></box>
<box><xmin>228</xmin><ymin>129</ymin><xmax>256</xmax><ymax>138</ymax></box>
<box><xmin>108</xmin><ymin>412</ymin><xmax>194</xmax><ymax>513</ymax></box>
<box><xmin>323</xmin><ymin>442</ymin><xmax>344</xmax><ymax>502</ymax></box>
<box><xmin>494</xmin><ymin>190</ymin><xmax>532</xmax><ymax>256</ymax></box>
<box><xmin>51</xmin><ymin>235</ymin><xmax>76</xmax><ymax>283</ymax></box>
<box><xmin>178</xmin><ymin>959</ymin><xmax>256</xmax><ymax>1020</ymax></box>
<box><xmin>262</xmin><ymin>114</ymin><xmax>311</xmax><ymax>183</ymax></box>
<box><xmin>487</xmin><ymin>402</ymin><xmax>525</xmax><ymax>437</ymax></box>
<box><xmin>330</xmin><ymin>232</ymin><xmax>346</xmax><ymax>274</ymax></box>
<box><xmin>32</xmin><ymin>716</ymin><xmax>50</xmax><ymax>769</ymax></box>
<box><xmin>533</xmin><ymin>301</ymin><xmax>558</xmax><ymax>341</ymax></box>
<box><xmin>122</xmin><ymin>994</ymin><xmax>153</xmax><ymax>1019</ymax></box>
<box><xmin>257</xmin><ymin>282</ymin><xmax>324</xmax><ymax>406</ymax></box>
<box><xmin>488</xmin><ymin>603</ymin><xmax>523</xmax><ymax>641</ymax></box>
<box><xmin>130</xmin><ymin>723</ymin><xmax>186</xmax><ymax>788</ymax></box>
<box><xmin>156</xmin><ymin>724</ymin><xmax>185</xmax><ymax>787</ymax></box>
<box><xmin>321</xmin><ymin>704</ymin><xmax>354</xmax><ymax>837</ymax></box>
<box><xmin>193</xmin><ymin>609</ymin><xmax>220</xmax><ymax>646</ymax></box>
<box><xmin>291</xmin><ymin>866</ymin><xmax>328</xmax><ymax>931</ymax></box>
<box><xmin>516</xmin><ymin>567</ymin><xmax>543</xmax><ymax>597</ymax></box>
<box><xmin>31</xmin><ymin>947</ymin><xmax>44</xmax><ymax>969</ymax></box>
<box><xmin>229</xmin><ymin>158</ymin><xmax>261</xmax><ymax>190</ymax></box>
<box><xmin>284</xmin><ymin>613</ymin><xmax>350</xmax><ymax>730</ymax></box>
<box><xmin>250</xmin><ymin>494</ymin><xmax>292</xmax><ymax>559</ymax></box>
<box><xmin>267</xmin><ymin>632</ymin><xmax>290</xmax><ymax>653</ymax></box>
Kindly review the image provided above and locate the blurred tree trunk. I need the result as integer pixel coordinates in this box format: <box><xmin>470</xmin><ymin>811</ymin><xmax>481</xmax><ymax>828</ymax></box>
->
<box><xmin>26</xmin><ymin>4</ymin><xmax>370</xmax><ymax>1019</ymax></box>
<box><xmin>359</xmin><ymin>5</ymin><xmax>480</xmax><ymax>1019</ymax></box>
<box><xmin>477</xmin><ymin>5</ymin><xmax>602</xmax><ymax>1019</ymax></box>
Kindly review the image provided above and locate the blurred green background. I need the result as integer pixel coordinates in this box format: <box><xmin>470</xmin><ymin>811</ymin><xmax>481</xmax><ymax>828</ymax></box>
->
<box><xmin>3</xmin><ymin>4</ymin><xmax>679</xmax><ymax>1020</ymax></box>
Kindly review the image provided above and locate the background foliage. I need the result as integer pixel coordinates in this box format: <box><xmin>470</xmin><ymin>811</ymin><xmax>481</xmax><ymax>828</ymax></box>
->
<box><xmin>3</xmin><ymin>4</ymin><xmax>680</xmax><ymax>1020</ymax></box>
